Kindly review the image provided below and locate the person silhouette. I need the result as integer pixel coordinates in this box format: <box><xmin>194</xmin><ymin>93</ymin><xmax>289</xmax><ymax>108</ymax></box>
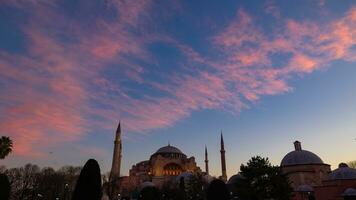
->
<box><xmin>0</xmin><ymin>173</ymin><xmax>10</xmax><ymax>200</ymax></box>
<box><xmin>206</xmin><ymin>179</ymin><xmax>229</xmax><ymax>200</ymax></box>
<box><xmin>138</xmin><ymin>186</ymin><xmax>160</xmax><ymax>200</ymax></box>
<box><xmin>72</xmin><ymin>159</ymin><xmax>102</xmax><ymax>200</ymax></box>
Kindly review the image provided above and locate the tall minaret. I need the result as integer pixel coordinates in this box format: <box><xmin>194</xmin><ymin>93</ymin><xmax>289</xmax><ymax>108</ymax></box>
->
<box><xmin>205</xmin><ymin>145</ymin><xmax>209</xmax><ymax>175</ymax></box>
<box><xmin>220</xmin><ymin>131</ymin><xmax>227</xmax><ymax>182</ymax></box>
<box><xmin>110</xmin><ymin>122</ymin><xmax>122</xmax><ymax>182</ymax></box>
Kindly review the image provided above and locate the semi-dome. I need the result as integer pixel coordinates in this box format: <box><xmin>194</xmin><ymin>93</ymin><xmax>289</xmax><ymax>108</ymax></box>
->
<box><xmin>140</xmin><ymin>181</ymin><xmax>155</xmax><ymax>189</ymax></box>
<box><xmin>175</xmin><ymin>172</ymin><xmax>193</xmax><ymax>182</ymax></box>
<box><xmin>330</xmin><ymin>163</ymin><xmax>356</xmax><ymax>180</ymax></box>
<box><xmin>281</xmin><ymin>141</ymin><xmax>324</xmax><ymax>167</ymax></box>
<box><xmin>296</xmin><ymin>184</ymin><xmax>314</xmax><ymax>192</ymax></box>
<box><xmin>203</xmin><ymin>174</ymin><xmax>215</xmax><ymax>183</ymax></box>
<box><xmin>227</xmin><ymin>173</ymin><xmax>245</xmax><ymax>185</ymax></box>
<box><xmin>343</xmin><ymin>188</ymin><xmax>356</xmax><ymax>197</ymax></box>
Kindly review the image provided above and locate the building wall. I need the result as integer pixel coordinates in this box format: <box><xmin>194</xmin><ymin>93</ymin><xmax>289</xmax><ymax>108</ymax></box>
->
<box><xmin>282</xmin><ymin>164</ymin><xmax>331</xmax><ymax>189</ymax></box>
<box><xmin>315</xmin><ymin>180</ymin><xmax>356</xmax><ymax>200</ymax></box>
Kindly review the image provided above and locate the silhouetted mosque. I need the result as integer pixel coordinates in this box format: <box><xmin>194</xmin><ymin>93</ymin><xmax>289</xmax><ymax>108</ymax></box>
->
<box><xmin>108</xmin><ymin>122</ymin><xmax>228</xmax><ymax>197</ymax></box>
<box><xmin>108</xmin><ymin>123</ymin><xmax>356</xmax><ymax>200</ymax></box>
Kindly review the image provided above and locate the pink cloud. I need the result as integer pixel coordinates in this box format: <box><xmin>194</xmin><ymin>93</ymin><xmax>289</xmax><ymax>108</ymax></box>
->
<box><xmin>287</xmin><ymin>54</ymin><xmax>319</xmax><ymax>73</ymax></box>
<box><xmin>0</xmin><ymin>1</ymin><xmax>356</xmax><ymax>159</ymax></box>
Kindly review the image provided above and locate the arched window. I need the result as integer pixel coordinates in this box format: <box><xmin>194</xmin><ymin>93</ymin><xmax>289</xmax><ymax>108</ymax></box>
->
<box><xmin>163</xmin><ymin>163</ymin><xmax>183</xmax><ymax>176</ymax></box>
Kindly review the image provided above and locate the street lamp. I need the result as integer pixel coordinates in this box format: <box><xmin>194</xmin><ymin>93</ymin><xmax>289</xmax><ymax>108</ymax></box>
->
<box><xmin>63</xmin><ymin>183</ymin><xmax>69</xmax><ymax>200</ymax></box>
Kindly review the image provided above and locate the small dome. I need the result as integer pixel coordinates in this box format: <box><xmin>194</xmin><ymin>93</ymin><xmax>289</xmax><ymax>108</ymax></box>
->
<box><xmin>330</xmin><ymin>163</ymin><xmax>356</xmax><ymax>180</ymax></box>
<box><xmin>203</xmin><ymin>174</ymin><xmax>215</xmax><ymax>183</ymax></box>
<box><xmin>281</xmin><ymin>141</ymin><xmax>324</xmax><ymax>167</ymax></box>
<box><xmin>227</xmin><ymin>173</ymin><xmax>245</xmax><ymax>185</ymax></box>
<box><xmin>175</xmin><ymin>172</ymin><xmax>193</xmax><ymax>182</ymax></box>
<box><xmin>155</xmin><ymin>144</ymin><xmax>184</xmax><ymax>154</ymax></box>
<box><xmin>140</xmin><ymin>181</ymin><xmax>155</xmax><ymax>189</ymax></box>
<box><xmin>343</xmin><ymin>188</ymin><xmax>356</xmax><ymax>197</ymax></box>
<box><xmin>296</xmin><ymin>185</ymin><xmax>314</xmax><ymax>192</ymax></box>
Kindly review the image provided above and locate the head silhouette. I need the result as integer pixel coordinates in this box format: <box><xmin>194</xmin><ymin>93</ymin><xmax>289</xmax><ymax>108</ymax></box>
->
<box><xmin>207</xmin><ymin>179</ymin><xmax>229</xmax><ymax>200</ymax></box>
<box><xmin>139</xmin><ymin>186</ymin><xmax>160</xmax><ymax>200</ymax></box>
<box><xmin>72</xmin><ymin>159</ymin><xmax>102</xmax><ymax>200</ymax></box>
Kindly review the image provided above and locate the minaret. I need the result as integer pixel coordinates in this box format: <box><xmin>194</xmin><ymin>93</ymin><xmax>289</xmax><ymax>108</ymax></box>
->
<box><xmin>205</xmin><ymin>145</ymin><xmax>209</xmax><ymax>175</ymax></box>
<box><xmin>220</xmin><ymin>131</ymin><xmax>227</xmax><ymax>182</ymax></box>
<box><xmin>110</xmin><ymin>122</ymin><xmax>122</xmax><ymax>182</ymax></box>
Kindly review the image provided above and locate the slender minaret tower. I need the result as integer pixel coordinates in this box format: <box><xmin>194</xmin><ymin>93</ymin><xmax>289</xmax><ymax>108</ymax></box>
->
<box><xmin>110</xmin><ymin>122</ymin><xmax>122</xmax><ymax>182</ymax></box>
<box><xmin>220</xmin><ymin>131</ymin><xmax>227</xmax><ymax>181</ymax></box>
<box><xmin>205</xmin><ymin>145</ymin><xmax>209</xmax><ymax>175</ymax></box>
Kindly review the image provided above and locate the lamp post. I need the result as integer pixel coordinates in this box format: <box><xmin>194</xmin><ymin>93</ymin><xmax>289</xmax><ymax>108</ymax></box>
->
<box><xmin>63</xmin><ymin>183</ymin><xmax>69</xmax><ymax>200</ymax></box>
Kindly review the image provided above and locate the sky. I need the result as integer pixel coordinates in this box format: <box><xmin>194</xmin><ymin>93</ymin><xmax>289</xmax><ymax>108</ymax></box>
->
<box><xmin>0</xmin><ymin>0</ymin><xmax>355</xmax><ymax>178</ymax></box>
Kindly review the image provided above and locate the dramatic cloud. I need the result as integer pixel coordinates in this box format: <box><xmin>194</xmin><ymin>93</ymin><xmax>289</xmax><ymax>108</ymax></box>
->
<box><xmin>0</xmin><ymin>1</ymin><xmax>355</xmax><ymax>157</ymax></box>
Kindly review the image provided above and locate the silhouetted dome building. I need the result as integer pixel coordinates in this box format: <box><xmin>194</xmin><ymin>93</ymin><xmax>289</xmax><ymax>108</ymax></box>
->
<box><xmin>330</xmin><ymin>163</ymin><xmax>356</xmax><ymax>180</ymax></box>
<box><xmin>281</xmin><ymin>141</ymin><xmax>331</xmax><ymax>190</ymax></box>
<box><xmin>315</xmin><ymin>163</ymin><xmax>356</xmax><ymax>200</ymax></box>
<box><xmin>281</xmin><ymin>142</ymin><xmax>356</xmax><ymax>200</ymax></box>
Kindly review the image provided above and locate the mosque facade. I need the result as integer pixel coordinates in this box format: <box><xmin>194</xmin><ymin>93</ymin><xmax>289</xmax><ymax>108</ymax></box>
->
<box><xmin>108</xmin><ymin>123</ymin><xmax>227</xmax><ymax>197</ymax></box>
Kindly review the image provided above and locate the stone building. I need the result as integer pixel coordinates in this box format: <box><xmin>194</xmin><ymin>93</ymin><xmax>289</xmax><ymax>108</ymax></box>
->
<box><xmin>281</xmin><ymin>141</ymin><xmax>331</xmax><ymax>189</ymax></box>
<box><xmin>281</xmin><ymin>141</ymin><xmax>356</xmax><ymax>200</ymax></box>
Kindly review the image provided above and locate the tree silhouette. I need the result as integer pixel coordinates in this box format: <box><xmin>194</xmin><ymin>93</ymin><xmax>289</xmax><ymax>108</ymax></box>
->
<box><xmin>233</xmin><ymin>156</ymin><xmax>293</xmax><ymax>200</ymax></box>
<box><xmin>348</xmin><ymin>160</ymin><xmax>356</xmax><ymax>169</ymax></box>
<box><xmin>0</xmin><ymin>136</ymin><xmax>13</xmax><ymax>159</ymax></box>
<box><xmin>72</xmin><ymin>159</ymin><xmax>102</xmax><ymax>200</ymax></box>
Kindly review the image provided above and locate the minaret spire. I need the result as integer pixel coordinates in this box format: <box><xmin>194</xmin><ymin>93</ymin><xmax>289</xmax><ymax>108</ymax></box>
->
<box><xmin>205</xmin><ymin>145</ymin><xmax>209</xmax><ymax>175</ymax></box>
<box><xmin>110</xmin><ymin>121</ymin><xmax>122</xmax><ymax>182</ymax></box>
<box><xmin>220</xmin><ymin>131</ymin><xmax>227</xmax><ymax>182</ymax></box>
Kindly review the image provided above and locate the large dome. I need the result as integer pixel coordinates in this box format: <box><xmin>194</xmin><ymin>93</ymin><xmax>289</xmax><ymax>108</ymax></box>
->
<box><xmin>155</xmin><ymin>144</ymin><xmax>184</xmax><ymax>154</ymax></box>
<box><xmin>281</xmin><ymin>141</ymin><xmax>324</xmax><ymax>167</ymax></box>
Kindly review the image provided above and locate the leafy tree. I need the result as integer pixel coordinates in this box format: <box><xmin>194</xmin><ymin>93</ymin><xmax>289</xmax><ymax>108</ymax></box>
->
<box><xmin>348</xmin><ymin>161</ymin><xmax>356</xmax><ymax>169</ymax></box>
<box><xmin>72</xmin><ymin>159</ymin><xmax>102</xmax><ymax>200</ymax></box>
<box><xmin>0</xmin><ymin>136</ymin><xmax>13</xmax><ymax>159</ymax></box>
<box><xmin>233</xmin><ymin>156</ymin><xmax>293</xmax><ymax>200</ymax></box>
